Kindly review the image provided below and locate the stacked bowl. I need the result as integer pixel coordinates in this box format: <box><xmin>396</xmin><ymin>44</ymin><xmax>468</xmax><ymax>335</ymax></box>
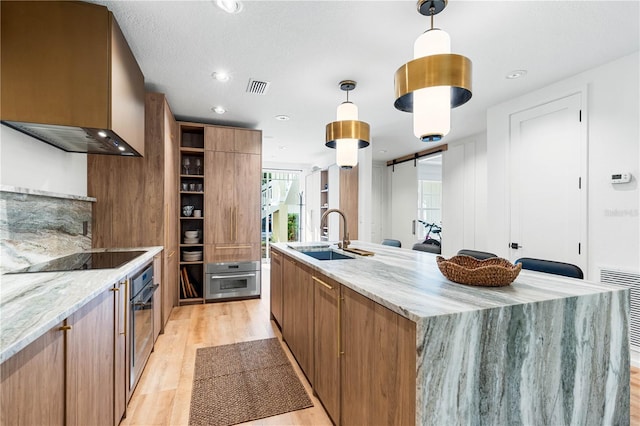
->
<box><xmin>184</xmin><ymin>230</ymin><xmax>199</xmax><ymax>244</ymax></box>
<box><xmin>183</xmin><ymin>249</ymin><xmax>202</xmax><ymax>262</ymax></box>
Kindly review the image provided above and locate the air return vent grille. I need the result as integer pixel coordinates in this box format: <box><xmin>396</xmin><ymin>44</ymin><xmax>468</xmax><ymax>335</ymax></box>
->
<box><xmin>600</xmin><ymin>267</ymin><xmax>640</xmax><ymax>350</ymax></box>
<box><xmin>246</xmin><ymin>79</ymin><xmax>271</xmax><ymax>95</ymax></box>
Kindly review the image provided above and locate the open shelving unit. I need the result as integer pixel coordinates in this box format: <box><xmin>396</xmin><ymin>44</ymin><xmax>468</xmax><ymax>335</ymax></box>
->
<box><xmin>179</xmin><ymin>124</ymin><xmax>205</xmax><ymax>304</ymax></box>
<box><xmin>320</xmin><ymin>169</ymin><xmax>329</xmax><ymax>241</ymax></box>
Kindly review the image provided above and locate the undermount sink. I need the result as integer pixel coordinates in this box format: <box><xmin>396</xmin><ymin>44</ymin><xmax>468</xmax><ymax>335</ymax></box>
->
<box><xmin>299</xmin><ymin>250</ymin><xmax>354</xmax><ymax>261</ymax></box>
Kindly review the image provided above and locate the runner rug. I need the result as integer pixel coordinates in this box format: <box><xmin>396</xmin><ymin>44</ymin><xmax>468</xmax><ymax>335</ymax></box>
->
<box><xmin>189</xmin><ymin>338</ymin><xmax>313</xmax><ymax>426</ymax></box>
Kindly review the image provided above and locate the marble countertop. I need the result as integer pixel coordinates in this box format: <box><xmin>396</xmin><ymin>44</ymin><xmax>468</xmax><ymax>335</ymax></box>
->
<box><xmin>0</xmin><ymin>184</ymin><xmax>97</xmax><ymax>202</ymax></box>
<box><xmin>0</xmin><ymin>246</ymin><xmax>163</xmax><ymax>363</ymax></box>
<box><xmin>272</xmin><ymin>241</ymin><xmax>628</xmax><ymax>323</ymax></box>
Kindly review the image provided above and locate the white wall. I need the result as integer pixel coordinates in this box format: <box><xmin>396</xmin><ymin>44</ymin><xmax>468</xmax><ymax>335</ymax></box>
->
<box><xmin>441</xmin><ymin>133</ymin><xmax>488</xmax><ymax>257</ymax></box>
<box><xmin>371</xmin><ymin>161</ymin><xmax>389</xmax><ymax>244</ymax></box>
<box><xmin>487</xmin><ymin>52</ymin><xmax>639</xmax><ymax>279</ymax></box>
<box><xmin>0</xmin><ymin>126</ymin><xmax>87</xmax><ymax>196</ymax></box>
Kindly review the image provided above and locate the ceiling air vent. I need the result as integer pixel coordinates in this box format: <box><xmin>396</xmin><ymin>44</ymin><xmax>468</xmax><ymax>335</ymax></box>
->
<box><xmin>246</xmin><ymin>78</ymin><xmax>271</xmax><ymax>95</ymax></box>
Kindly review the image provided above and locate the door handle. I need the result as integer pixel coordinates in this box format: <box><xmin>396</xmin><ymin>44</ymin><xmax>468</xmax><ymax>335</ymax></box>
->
<box><xmin>412</xmin><ymin>220</ymin><xmax>416</xmax><ymax>235</ymax></box>
<box><xmin>510</xmin><ymin>242</ymin><xmax>522</xmax><ymax>249</ymax></box>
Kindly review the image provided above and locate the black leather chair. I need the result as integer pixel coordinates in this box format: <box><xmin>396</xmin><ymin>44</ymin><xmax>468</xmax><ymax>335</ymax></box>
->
<box><xmin>515</xmin><ymin>257</ymin><xmax>584</xmax><ymax>279</ymax></box>
<box><xmin>457</xmin><ymin>249</ymin><xmax>497</xmax><ymax>260</ymax></box>
<box><xmin>412</xmin><ymin>242</ymin><xmax>441</xmax><ymax>254</ymax></box>
<box><xmin>381</xmin><ymin>239</ymin><xmax>402</xmax><ymax>248</ymax></box>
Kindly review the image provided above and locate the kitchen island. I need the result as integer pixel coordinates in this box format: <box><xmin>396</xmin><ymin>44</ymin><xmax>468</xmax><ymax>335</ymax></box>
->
<box><xmin>271</xmin><ymin>241</ymin><xmax>629</xmax><ymax>425</ymax></box>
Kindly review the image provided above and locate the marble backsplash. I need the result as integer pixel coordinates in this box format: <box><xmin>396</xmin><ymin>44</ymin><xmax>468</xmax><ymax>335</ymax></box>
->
<box><xmin>0</xmin><ymin>186</ymin><xmax>95</xmax><ymax>273</ymax></box>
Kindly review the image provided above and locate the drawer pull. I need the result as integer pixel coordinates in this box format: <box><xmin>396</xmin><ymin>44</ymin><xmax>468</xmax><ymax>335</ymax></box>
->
<box><xmin>59</xmin><ymin>325</ymin><xmax>72</xmax><ymax>331</ymax></box>
<box><xmin>312</xmin><ymin>276</ymin><xmax>333</xmax><ymax>290</ymax></box>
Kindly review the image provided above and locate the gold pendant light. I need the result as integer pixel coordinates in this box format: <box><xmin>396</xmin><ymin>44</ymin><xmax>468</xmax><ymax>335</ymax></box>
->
<box><xmin>325</xmin><ymin>80</ymin><xmax>370</xmax><ymax>169</ymax></box>
<box><xmin>394</xmin><ymin>0</ymin><xmax>472</xmax><ymax>142</ymax></box>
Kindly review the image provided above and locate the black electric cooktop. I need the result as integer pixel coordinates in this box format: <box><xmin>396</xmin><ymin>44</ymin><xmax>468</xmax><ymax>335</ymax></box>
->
<box><xmin>6</xmin><ymin>251</ymin><xmax>146</xmax><ymax>274</ymax></box>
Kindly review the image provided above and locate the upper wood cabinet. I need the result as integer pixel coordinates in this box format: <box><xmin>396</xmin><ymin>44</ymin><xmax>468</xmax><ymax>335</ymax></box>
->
<box><xmin>1</xmin><ymin>1</ymin><xmax>145</xmax><ymax>155</ymax></box>
<box><xmin>205</xmin><ymin>126</ymin><xmax>261</xmax><ymax>154</ymax></box>
<box><xmin>89</xmin><ymin>92</ymin><xmax>178</xmax><ymax>326</ymax></box>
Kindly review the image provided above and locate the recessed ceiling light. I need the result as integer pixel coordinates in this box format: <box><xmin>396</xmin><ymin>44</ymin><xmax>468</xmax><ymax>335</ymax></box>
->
<box><xmin>275</xmin><ymin>115</ymin><xmax>290</xmax><ymax>121</ymax></box>
<box><xmin>214</xmin><ymin>0</ymin><xmax>243</xmax><ymax>14</ymax></box>
<box><xmin>379</xmin><ymin>149</ymin><xmax>388</xmax><ymax>154</ymax></box>
<box><xmin>98</xmin><ymin>131</ymin><xmax>107</xmax><ymax>138</ymax></box>
<box><xmin>212</xmin><ymin>71</ymin><xmax>230</xmax><ymax>82</ymax></box>
<box><xmin>118</xmin><ymin>146</ymin><xmax>126</xmax><ymax>152</ymax></box>
<box><xmin>278</xmin><ymin>145</ymin><xmax>287</xmax><ymax>150</ymax></box>
<box><xmin>506</xmin><ymin>70</ymin><xmax>527</xmax><ymax>79</ymax></box>
<box><xmin>212</xmin><ymin>106</ymin><xmax>226</xmax><ymax>114</ymax></box>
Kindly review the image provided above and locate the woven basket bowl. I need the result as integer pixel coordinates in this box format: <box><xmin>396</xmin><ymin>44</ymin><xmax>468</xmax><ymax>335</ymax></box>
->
<box><xmin>436</xmin><ymin>255</ymin><xmax>522</xmax><ymax>287</ymax></box>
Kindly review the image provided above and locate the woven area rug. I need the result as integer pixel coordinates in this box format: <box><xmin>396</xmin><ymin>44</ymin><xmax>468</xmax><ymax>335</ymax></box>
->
<box><xmin>189</xmin><ymin>338</ymin><xmax>313</xmax><ymax>426</ymax></box>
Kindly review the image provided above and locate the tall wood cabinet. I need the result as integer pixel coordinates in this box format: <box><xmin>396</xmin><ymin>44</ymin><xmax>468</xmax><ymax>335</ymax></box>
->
<box><xmin>88</xmin><ymin>92</ymin><xmax>179</xmax><ymax>328</ymax></box>
<box><xmin>176</xmin><ymin>123</ymin><xmax>262</xmax><ymax>304</ymax></box>
<box><xmin>204</xmin><ymin>126</ymin><xmax>261</xmax><ymax>263</ymax></box>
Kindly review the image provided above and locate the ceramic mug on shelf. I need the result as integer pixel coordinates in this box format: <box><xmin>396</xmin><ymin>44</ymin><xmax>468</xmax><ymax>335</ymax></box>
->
<box><xmin>189</xmin><ymin>183</ymin><xmax>196</xmax><ymax>191</ymax></box>
<box><xmin>196</xmin><ymin>183</ymin><xmax>203</xmax><ymax>192</ymax></box>
<box><xmin>182</xmin><ymin>205</ymin><xmax>194</xmax><ymax>217</ymax></box>
<box><xmin>181</xmin><ymin>182</ymin><xmax>188</xmax><ymax>191</ymax></box>
<box><xmin>194</xmin><ymin>209</ymin><xmax>202</xmax><ymax>218</ymax></box>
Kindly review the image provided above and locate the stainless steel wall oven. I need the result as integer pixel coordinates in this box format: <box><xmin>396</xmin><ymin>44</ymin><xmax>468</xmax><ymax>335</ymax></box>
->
<box><xmin>205</xmin><ymin>261</ymin><xmax>261</xmax><ymax>301</ymax></box>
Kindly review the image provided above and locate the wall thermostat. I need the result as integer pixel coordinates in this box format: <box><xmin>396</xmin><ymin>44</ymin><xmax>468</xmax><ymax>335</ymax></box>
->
<box><xmin>611</xmin><ymin>172</ymin><xmax>632</xmax><ymax>184</ymax></box>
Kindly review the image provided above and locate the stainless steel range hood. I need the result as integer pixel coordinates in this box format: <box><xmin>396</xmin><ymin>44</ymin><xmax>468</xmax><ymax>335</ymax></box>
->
<box><xmin>1</xmin><ymin>1</ymin><xmax>145</xmax><ymax>156</ymax></box>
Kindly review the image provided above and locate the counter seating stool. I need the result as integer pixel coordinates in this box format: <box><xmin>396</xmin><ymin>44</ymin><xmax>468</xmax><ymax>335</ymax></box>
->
<box><xmin>515</xmin><ymin>257</ymin><xmax>584</xmax><ymax>279</ymax></box>
<box><xmin>381</xmin><ymin>239</ymin><xmax>402</xmax><ymax>248</ymax></box>
<box><xmin>457</xmin><ymin>249</ymin><xmax>497</xmax><ymax>260</ymax></box>
<box><xmin>412</xmin><ymin>242</ymin><xmax>441</xmax><ymax>254</ymax></box>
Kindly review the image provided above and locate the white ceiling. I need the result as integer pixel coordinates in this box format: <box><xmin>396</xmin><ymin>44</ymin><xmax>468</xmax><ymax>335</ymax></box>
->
<box><xmin>89</xmin><ymin>0</ymin><xmax>639</xmax><ymax>168</ymax></box>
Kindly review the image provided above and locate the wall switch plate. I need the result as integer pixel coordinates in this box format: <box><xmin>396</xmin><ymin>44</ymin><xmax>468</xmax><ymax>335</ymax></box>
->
<box><xmin>611</xmin><ymin>172</ymin><xmax>632</xmax><ymax>184</ymax></box>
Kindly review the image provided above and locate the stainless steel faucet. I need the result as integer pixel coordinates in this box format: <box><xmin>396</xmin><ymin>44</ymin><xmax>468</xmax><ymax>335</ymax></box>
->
<box><xmin>321</xmin><ymin>208</ymin><xmax>350</xmax><ymax>249</ymax></box>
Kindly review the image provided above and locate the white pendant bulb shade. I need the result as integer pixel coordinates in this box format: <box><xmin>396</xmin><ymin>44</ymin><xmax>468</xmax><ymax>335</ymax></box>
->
<box><xmin>325</xmin><ymin>80</ymin><xmax>370</xmax><ymax>169</ymax></box>
<box><xmin>335</xmin><ymin>101</ymin><xmax>359</xmax><ymax>168</ymax></box>
<box><xmin>413</xmin><ymin>29</ymin><xmax>451</xmax><ymax>141</ymax></box>
<box><xmin>394</xmin><ymin>0</ymin><xmax>472</xmax><ymax>143</ymax></box>
<box><xmin>336</xmin><ymin>138</ymin><xmax>359</xmax><ymax>169</ymax></box>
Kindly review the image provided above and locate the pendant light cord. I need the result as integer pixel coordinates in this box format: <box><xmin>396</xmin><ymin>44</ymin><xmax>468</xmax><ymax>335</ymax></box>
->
<box><xmin>430</xmin><ymin>6</ymin><xmax>435</xmax><ymax>30</ymax></box>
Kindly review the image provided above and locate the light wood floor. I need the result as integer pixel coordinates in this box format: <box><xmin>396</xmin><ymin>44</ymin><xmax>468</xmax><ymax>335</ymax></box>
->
<box><xmin>124</xmin><ymin>264</ymin><xmax>640</xmax><ymax>425</ymax></box>
<box><xmin>121</xmin><ymin>264</ymin><xmax>332</xmax><ymax>426</ymax></box>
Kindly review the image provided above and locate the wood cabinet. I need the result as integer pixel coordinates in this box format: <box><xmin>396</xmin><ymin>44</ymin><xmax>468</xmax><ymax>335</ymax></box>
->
<box><xmin>66</xmin><ymin>287</ymin><xmax>116</xmax><ymax>426</ymax></box>
<box><xmin>89</xmin><ymin>92</ymin><xmax>178</xmax><ymax>327</ymax></box>
<box><xmin>270</xmin><ymin>250</ymin><xmax>284</xmax><ymax>327</ymax></box>
<box><xmin>153</xmin><ymin>254</ymin><xmax>163</xmax><ymax>342</ymax></box>
<box><xmin>1</xmin><ymin>285</ymin><xmax>125</xmax><ymax>426</ymax></box>
<box><xmin>340</xmin><ymin>285</ymin><xmax>416</xmax><ymax>426</ymax></box>
<box><xmin>282</xmin><ymin>256</ymin><xmax>314</xmax><ymax>383</ymax></box>
<box><xmin>114</xmin><ymin>279</ymin><xmax>128</xmax><ymax>424</ymax></box>
<box><xmin>204</xmin><ymin>126</ymin><xmax>262</xmax><ymax>264</ymax></box>
<box><xmin>312</xmin><ymin>273</ymin><xmax>341</xmax><ymax>425</ymax></box>
<box><xmin>1</xmin><ymin>322</ymin><xmax>65</xmax><ymax>426</ymax></box>
<box><xmin>275</xmin><ymin>248</ymin><xmax>416</xmax><ymax>426</ymax></box>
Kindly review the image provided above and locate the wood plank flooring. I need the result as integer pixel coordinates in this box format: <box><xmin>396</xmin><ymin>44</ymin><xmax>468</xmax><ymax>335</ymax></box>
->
<box><xmin>120</xmin><ymin>263</ymin><xmax>332</xmax><ymax>426</ymax></box>
<box><xmin>123</xmin><ymin>263</ymin><xmax>640</xmax><ymax>425</ymax></box>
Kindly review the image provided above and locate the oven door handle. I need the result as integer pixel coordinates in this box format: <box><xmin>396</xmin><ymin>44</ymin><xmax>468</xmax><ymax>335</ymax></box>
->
<box><xmin>208</xmin><ymin>273</ymin><xmax>256</xmax><ymax>279</ymax></box>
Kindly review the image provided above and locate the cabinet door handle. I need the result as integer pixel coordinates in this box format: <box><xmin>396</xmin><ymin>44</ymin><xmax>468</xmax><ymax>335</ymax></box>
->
<box><xmin>229</xmin><ymin>207</ymin><xmax>233</xmax><ymax>241</ymax></box>
<box><xmin>59</xmin><ymin>325</ymin><xmax>72</xmax><ymax>331</ymax></box>
<box><xmin>338</xmin><ymin>294</ymin><xmax>344</xmax><ymax>356</ymax></box>
<box><xmin>312</xmin><ymin>276</ymin><xmax>333</xmax><ymax>290</ymax></box>
<box><xmin>121</xmin><ymin>279</ymin><xmax>128</xmax><ymax>336</ymax></box>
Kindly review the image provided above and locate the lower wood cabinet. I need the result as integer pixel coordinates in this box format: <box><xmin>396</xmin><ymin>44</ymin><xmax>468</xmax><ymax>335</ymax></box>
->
<box><xmin>340</xmin><ymin>286</ymin><xmax>416</xmax><ymax>426</ymax></box>
<box><xmin>282</xmin><ymin>256</ymin><xmax>314</xmax><ymax>383</ymax></box>
<box><xmin>270</xmin><ymin>250</ymin><xmax>283</xmax><ymax>327</ymax></box>
<box><xmin>275</xmin><ymin>249</ymin><xmax>417</xmax><ymax>426</ymax></box>
<box><xmin>66</xmin><ymin>287</ymin><xmax>115</xmax><ymax>426</ymax></box>
<box><xmin>312</xmin><ymin>273</ymin><xmax>341</xmax><ymax>425</ymax></box>
<box><xmin>1</xmin><ymin>284</ymin><xmax>125</xmax><ymax>426</ymax></box>
<box><xmin>1</xmin><ymin>322</ymin><xmax>65</xmax><ymax>425</ymax></box>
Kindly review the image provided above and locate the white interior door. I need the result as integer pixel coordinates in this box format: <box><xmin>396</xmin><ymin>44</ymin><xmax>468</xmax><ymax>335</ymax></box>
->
<box><xmin>390</xmin><ymin>161</ymin><xmax>418</xmax><ymax>248</ymax></box>
<box><xmin>509</xmin><ymin>93</ymin><xmax>585</xmax><ymax>271</ymax></box>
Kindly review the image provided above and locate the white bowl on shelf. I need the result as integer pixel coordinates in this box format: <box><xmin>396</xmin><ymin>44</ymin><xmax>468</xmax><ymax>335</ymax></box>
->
<box><xmin>182</xmin><ymin>250</ymin><xmax>202</xmax><ymax>261</ymax></box>
<box><xmin>183</xmin><ymin>237</ymin><xmax>199</xmax><ymax>244</ymax></box>
<box><xmin>184</xmin><ymin>230</ymin><xmax>199</xmax><ymax>238</ymax></box>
